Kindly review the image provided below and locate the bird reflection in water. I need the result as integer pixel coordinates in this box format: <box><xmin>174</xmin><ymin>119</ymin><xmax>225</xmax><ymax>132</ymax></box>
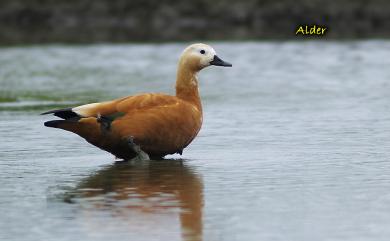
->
<box><xmin>64</xmin><ymin>160</ymin><xmax>203</xmax><ymax>241</ymax></box>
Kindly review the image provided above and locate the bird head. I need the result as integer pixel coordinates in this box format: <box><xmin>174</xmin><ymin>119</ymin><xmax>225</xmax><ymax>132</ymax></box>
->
<box><xmin>179</xmin><ymin>43</ymin><xmax>232</xmax><ymax>71</ymax></box>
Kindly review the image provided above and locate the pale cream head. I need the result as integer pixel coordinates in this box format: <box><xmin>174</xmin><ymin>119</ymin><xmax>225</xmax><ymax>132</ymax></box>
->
<box><xmin>179</xmin><ymin>43</ymin><xmax>232</xmax><ymax>71</ymax></box>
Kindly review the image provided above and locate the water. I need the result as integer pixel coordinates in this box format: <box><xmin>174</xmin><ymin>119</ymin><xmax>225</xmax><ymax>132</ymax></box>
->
<box><xmin>0</xmin><ymin>41</ymin><xmax>390</xmax><ymax>241</ymax></box>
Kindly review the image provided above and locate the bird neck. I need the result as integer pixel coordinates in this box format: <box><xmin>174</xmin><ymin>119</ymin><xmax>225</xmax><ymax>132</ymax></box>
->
<box><xmin>175</xmin><ymin>63</ymin><xmax>202</xmax><ymax>111</ymax></box>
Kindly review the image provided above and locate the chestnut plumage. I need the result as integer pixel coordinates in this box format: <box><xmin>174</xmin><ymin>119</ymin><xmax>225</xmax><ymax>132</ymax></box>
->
<box><xmin>42</xmin><ymin>43</ymin><xmax>231</xmax><ymax>160</ymax></box>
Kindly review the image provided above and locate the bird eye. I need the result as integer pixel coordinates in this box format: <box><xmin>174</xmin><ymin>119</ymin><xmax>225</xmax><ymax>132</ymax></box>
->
<box><xmin>200</xmin><ymin>50</ymin><xmax>206</xmax><ymax>54</ymax></box>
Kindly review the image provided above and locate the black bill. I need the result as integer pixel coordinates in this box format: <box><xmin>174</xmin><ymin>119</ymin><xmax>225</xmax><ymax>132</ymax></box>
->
<box><xmin>210</xmin><ymin>55</ymin><xmax>232</xmax><ymax>67</ymax></box>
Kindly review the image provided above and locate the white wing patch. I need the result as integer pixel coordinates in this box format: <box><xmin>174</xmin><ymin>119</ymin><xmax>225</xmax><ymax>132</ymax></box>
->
<box><xmin>72</xmin><ymin>103</ymin><xmax>100</xmax><ymax>117</ymax></box>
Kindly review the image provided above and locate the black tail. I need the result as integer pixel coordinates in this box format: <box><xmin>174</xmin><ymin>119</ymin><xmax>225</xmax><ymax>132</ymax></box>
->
<box><xmin>44</xmin><ymin>120</ymin><xmax>64</xmax><ymax>128</ymax></box>
<box><xmin>41</xmin><ymin>107</ymin><xmax>79</xmax><ymax>119</ymax></box>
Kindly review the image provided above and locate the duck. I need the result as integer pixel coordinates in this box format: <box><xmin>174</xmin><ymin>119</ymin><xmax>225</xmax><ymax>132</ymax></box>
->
<box><xmin>42</xmin><ymin>43</ymin><xmax>232</xmax><ymax>160</ymax></box>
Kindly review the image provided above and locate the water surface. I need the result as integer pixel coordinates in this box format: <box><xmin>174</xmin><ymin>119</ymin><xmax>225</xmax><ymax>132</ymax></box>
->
<box><xmin>1</xmin><ymin>41</ymin><xmax>390</xmax><ymax>241</ymax></box>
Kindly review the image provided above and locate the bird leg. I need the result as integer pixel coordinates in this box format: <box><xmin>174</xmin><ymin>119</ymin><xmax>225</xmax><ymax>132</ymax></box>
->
<box><xmin>127</xmin><ymin>137</ymin><xmax>150</xmax><ymax>161</ymax></box>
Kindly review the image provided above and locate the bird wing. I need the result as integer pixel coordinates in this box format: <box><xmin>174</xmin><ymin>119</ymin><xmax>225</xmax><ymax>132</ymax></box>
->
<box><xmin>42</xmin><ymin>93</ymin><xmax>180</xmax><ymax>120</ymax></box>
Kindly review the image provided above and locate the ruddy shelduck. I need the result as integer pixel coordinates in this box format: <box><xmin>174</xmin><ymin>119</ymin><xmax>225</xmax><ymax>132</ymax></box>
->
<box><xmin>42</xmin><ymin>43</ymin><xmax>232</xmax><ymax>160</ymax></box>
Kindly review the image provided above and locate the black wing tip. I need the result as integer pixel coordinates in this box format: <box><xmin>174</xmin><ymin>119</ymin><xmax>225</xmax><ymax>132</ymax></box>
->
<box><xmin>40</xmin><ymin>107</ymin><xmax>79</xmax><ymax>119</ymax></box>
<box><xmin>40</xmin><ymin>110</ymin><xmax>55</xmax><ymax>115</ymax></box>
<box><xmin>41</xmin><ymin>107</ymin><xmax>72</xmax><ymax>115</ymax></box>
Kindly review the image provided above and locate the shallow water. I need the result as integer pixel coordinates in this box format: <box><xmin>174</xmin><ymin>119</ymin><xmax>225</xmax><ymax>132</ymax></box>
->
<box><xmin>1</xmin><ymin>41</ymin><xmax>390</xmax><ymax>241</ymax></box>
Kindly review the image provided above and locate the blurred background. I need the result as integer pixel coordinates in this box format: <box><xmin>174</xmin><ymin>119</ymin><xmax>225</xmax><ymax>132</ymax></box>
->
<box><xmin>1</xmin><ymin>0</ymin><xmax>390</xmax><ymax>45</ymax></box>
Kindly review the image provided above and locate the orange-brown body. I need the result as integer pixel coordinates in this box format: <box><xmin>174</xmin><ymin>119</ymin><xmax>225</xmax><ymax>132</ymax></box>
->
<box><xmin>69</xmin><ymin>93</ymin><xmax>201</xmax><ymax>159</ymax></box>
<box><xmin>43</xmin><ymin>43</ymin><xmax>231</xmax><ymax>160</ymax></box>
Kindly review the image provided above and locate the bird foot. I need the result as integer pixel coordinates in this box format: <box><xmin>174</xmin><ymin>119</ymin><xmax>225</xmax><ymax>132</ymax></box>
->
<box><xmin>127</xmin><ymin>137</ymin><xmax>150</xmax><ymax>161</ymax></box>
